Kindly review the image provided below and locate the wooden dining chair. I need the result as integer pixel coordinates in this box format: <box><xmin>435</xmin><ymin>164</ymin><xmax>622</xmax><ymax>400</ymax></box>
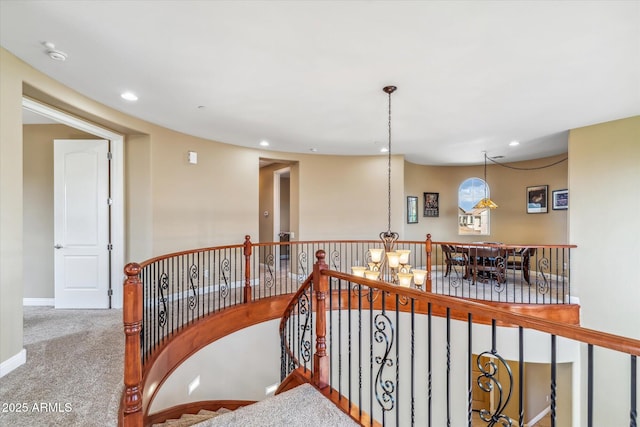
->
<box><xmin>506</xmin><ymin>247</ymin><xmax>536</xmax><ymax>285</ymax></box>
<box><xmin>442</xmin><ymin>245</ymin><xmax>469</xmax><ymax>279</ymax></box>
<box><xmin>468</xmin><ymin>246</ymin><xmax>506</xmax><ymax>284</ymax></box>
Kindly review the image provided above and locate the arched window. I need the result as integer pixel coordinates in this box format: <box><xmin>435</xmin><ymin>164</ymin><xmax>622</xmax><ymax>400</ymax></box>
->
<box><xmin>458</xmin><ymin>177</ymin><xmax>490</xmax><ymax>235</ymax></box>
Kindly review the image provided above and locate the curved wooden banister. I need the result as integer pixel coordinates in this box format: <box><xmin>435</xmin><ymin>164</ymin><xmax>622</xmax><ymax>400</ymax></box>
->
<box><xmin>137</xmin><ymin>243</ymin><xmax>246</xmax><ymax>269</ymax></box>
<box><xmin>123</xmin><ymin>235</ymin><xmax>586</xmax><ymax>426</ymax></box>
<box><xmin>322</xmin><ymin>269</ymin><xmax>640</xmax><ymax>356</ymax></box>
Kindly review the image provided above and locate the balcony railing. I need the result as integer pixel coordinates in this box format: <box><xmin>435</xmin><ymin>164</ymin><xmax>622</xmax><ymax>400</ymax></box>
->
<box><xmin>280</xmin><ymin>250</ymin><xmax>639</xmax><ymax>427</ymax></box>
<box><xmin>122</xmin><ymin>235</ymin><xmax>578</xmax><ymax>425</ymax></box>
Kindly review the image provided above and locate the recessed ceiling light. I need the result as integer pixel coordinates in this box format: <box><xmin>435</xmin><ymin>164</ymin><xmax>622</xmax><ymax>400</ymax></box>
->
<box><xmin>380</xmin><ymin>147</ymin><xmax>389</xmax><ymax>153</ymax></box>
<box><xmin>310</xmin><ymin>148</ymin><xmax>318</xmax><ymax>152</ymax></box>
<box><xmin>509</xmin><ymin>140</ymin><xmax>520</xmax><ymax>146</ymax></box>
<box><xmin>259</xmin><ymin>140</ymin><xmax>269</xmax><ymax>147</ymax></box>
<box><xmin>121</xmin><ymin>92</ymin><xmax>138</xmax><ymax>101</ymax></box>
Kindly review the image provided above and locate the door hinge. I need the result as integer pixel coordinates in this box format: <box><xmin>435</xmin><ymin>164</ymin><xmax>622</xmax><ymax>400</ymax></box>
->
<box><xmin>107</xmin><ymin>243</ymin><xmax>113</xmax><ymax>251</ymax></box>
<box><xmin>108</xmin><ymin>289</ymin><xmax>113</xmax><ymax>297</ymax></box>
<box><xmin>107</xmin><ymin>197</ymin><xmax>113</xmax><ymax>205</ymax></box>
<box><xmin>107</xmin><ymin>152</ymin><xmax>113</xmax><ymax>160</ymax></box>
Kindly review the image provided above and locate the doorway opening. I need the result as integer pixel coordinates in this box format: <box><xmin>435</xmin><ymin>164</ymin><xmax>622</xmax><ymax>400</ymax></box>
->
<box><xmin>22</xmin><ymin>97</ymin><xmax>124</xmax><ymax>309</ymax></box>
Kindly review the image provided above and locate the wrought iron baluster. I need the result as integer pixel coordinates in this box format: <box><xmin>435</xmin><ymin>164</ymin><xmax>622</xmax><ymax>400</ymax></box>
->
<box><xmin>588</xmin><ymin>344</ymin><xmax>593</xmax><ymax>427</ymax></box>
<box><xmin>476</xmin><ymin>319</ymin><xmax>514</xmax><ymax>427</ymax></box>
<box><xmin>188</xmin><ymin>262</ymin><xmax>198</xmax><ymax>314</ymax></box>
<box><xmin>412</xmin><ymin>299</ymin><xmax>416</xmax><ymax>427</ymax></box>
<box><xmin>297</xmin><ymin>250</ymin><xmax>308</xmax><ymax>283</ymax></box>
<box><xmin>428</xmin><ymin>302</ymin><xmax>432</xmax><ymax>427</ymax></box>
<box><xmin>157</xmin><ymin>272</ymin><xmax>169</xmax><ymax>329</ymax></box>
<box><xmin>446</xmin><ymin>307</ymin><xmax>451</xmax><ymax>427</ymax></box>
<box><xmin>468</xmin><ymin>313</ymin><xmax>473</xmax><ymax>427</ymax></box>
<box><xmin>519</xmin><ymin>326</ymin><xmax>524</xmax><ymax>427</ymax></box>
<box><xmin>631</xmin><ymin>355</ymin><xmax>637</xmax><ymax>427</ymax></box>
<box><xmin>551</xmin><ymin>334</ymin><xmax>557</xmax><ymax>427</ymax></box>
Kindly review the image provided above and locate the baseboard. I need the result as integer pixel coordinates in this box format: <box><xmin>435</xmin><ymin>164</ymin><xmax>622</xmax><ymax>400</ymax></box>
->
<box><xmin>525</xmin><ymin>405</ymin><xmax>550</xmax><ymax>427</ymax></box>
<box><xmin>23</xmin><ymin>298</ymin><xmax>55</xmax><ymax>306</ymax></box>
<box><xmin>0</xmin><ymin>348</ymin><xmax>26</xmax><ymax>378</ymax></box>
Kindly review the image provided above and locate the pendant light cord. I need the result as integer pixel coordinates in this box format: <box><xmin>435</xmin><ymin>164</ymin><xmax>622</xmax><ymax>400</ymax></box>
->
<box><xmin>387</xmin><ymin>89</ymin><xmax>392</xmax><ymax>234</ymax></box>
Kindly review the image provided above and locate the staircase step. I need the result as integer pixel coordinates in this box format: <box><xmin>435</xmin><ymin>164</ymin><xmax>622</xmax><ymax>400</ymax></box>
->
<box><xmin>153</xmin><ymin>410</ymin><xmax>224</xmax><ymax>427</ymax></box>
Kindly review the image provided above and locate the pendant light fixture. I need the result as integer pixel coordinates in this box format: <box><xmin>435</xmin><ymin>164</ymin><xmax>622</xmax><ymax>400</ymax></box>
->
<box><xmin>350</xmin><ymin>86</ymin><xmax>426</xmax><ymax>289</ymax></box>
<box><xmin>473</xmin><ymin>152</ymin><xmax>498</xmax><ymax>210</ymax></box>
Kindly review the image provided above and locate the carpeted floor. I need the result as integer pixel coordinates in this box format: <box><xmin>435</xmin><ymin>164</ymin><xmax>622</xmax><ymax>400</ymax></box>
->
<box><xmin>195</xmin><ymin>383</ymin><xmax>358</xmax><ymax>427</ymax></box>
<box><xmin>0</xmin><ymin>306</ymin><xmax>123</xmax><ymax>427</ymax></box>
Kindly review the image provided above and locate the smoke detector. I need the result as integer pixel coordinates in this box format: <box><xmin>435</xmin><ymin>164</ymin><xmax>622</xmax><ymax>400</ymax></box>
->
<box><xmin>43</xmin><ymin>42</ymin><xmax>68</xmax><ymax>61</ymax></box>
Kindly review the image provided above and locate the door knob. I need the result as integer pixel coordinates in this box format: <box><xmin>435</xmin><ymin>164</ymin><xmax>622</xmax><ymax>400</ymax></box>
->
<box><xmin>54</xmin><ymin>244</ymin><xmax>63</xmax><ymax>249</ymax></box>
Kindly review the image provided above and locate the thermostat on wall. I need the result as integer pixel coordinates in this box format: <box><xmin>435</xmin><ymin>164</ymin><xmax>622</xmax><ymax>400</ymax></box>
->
<box><xmin>188</xmin><ymin>151</ymin><xmax>198</xmax><ymax>164</ymax></box>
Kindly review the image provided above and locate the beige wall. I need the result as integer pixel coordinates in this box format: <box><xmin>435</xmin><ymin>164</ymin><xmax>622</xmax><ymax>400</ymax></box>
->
<box><xmin>404</xmin><ymin>154</ymin><xmax>568</xmax><ymax>244</ymax></box>
<box><xmin>568</xmin><ymin>116</ymin><xmax>640</xmax><ymax>427</ymax></box>
<box><xmin>1</xmin><ymin>48</ymin><xmax>25</xmax><ymax>364</ymax></box>
<box><xmin>148</xmin><ymin>130</ymin><xmax>259</xmax><ymax>255</ymax></box>
<box><xmin>22</xmin><ymin>124</ymin><xmax>95</xmax><ymax>299</ymax></box>
<box><xmin>296</xmin><ymin>154</ymin><xmax>405</xmax><ymax>240</ymax></box>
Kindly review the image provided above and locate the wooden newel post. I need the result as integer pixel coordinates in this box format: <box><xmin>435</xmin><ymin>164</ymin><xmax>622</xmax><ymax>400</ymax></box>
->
<box><xmin>425</xmin><ymin>234</ymin><xmax>432</xmax><ymax>293</ymax></box>
<box><xmin>313</xmin><ymin>249</ymin><xmax>330</xmax><ymax>389</ymax></box>
<box><xmin>123</xmin><ymin>263</ymin><xmax>143</xmax><ymax>427</ymax></box>
<box><xmin>243</xmin><ymin>235</ymin><xmax>252</xmax><ymax>304</ymax></box>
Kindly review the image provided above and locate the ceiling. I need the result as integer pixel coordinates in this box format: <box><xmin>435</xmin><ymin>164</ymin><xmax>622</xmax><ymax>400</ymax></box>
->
<box><xmin>2</xmin><ymin>1</ymin><xmax>638</xmax><ymax>165</ymax></box>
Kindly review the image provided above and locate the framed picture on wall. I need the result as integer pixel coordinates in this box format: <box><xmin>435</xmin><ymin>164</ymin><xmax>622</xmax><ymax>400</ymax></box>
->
<box><xmin>552</xmin><ymin>189</ymin><xmax>568</xmax><ymax>210</ymax></box>
<box><xmin>423</xmin><ymin>192</ymin><xmax>439</xmax><ymax>217</ymax></box>
<box><xmin>407</xmin><ymin>196</ymin><xmax>418</xmax><ymax>224</ymax></box>
<box><xmin>526</xmin><ymin>185</ymin><xmax>548</xmax><ymax>214</ymax></box>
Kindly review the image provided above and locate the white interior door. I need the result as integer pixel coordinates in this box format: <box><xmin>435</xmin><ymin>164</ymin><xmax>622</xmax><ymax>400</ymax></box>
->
<box><xmin>54</xmin><ymin>139</ymin><xmax>110</xmax><ymax>308</ymax></box>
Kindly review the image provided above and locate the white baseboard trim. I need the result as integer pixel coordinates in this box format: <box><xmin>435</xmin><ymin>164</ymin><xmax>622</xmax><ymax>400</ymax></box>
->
<box><xmin>0</xmin><ymin>349</ymin><xmax>27</xmax><ymax>378</ymax></box>
<box><xmin>23</xmin><ymin>298</ymin><xmax>55</xmax><ymax>306</ymax></box>
<box><xmin>525</xmin><ymin>405</ymin><xmax>550</xmax><ymax>427</ymax></box>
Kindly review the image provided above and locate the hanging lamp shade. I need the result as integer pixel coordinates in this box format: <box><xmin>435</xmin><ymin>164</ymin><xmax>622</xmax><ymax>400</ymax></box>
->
<box><xmin>474</xmin><ymin>152</ymin><xmax>498</xmax><ymax>210</ymax></box>
<box><xmin>474</xmin><ymin>197</ymin><xmax>498</xmax><ymax>209</ymax></box>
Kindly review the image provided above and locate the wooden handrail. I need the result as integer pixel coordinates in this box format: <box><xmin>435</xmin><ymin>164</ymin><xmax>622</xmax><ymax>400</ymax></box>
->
<box><xmin>321</xmin><ymin>268</ymin><xmax>640</xmax><ymax>356</ymax></box>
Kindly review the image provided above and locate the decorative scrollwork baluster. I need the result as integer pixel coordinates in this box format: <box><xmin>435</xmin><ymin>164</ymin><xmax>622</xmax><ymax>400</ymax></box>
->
<box><xmin>264</xmin><ymin>253</ymin><xmax>275</xmax><ymax>289</ymax></box>
<box><xmin>330</xmin><ymin>250</ymin><xmax>341</xmax><ymax>270</ymax></box>
<box><xmin>536</xmin><ymin>257</ymin><xmax>550</xmax><ymax>294</ymax></box>
<box><xmin>493</xmin><ymin>255</ymin><xmax>507</xmax><ymax>293</ymax></box>
<box><xmin>374</xmin><ymin>312</ymin><xmax>395</xmax><ymax>413</ymax></box>
<box><xmin>187</xmin><ymin>264</ymin><xmax>198</xmax><ymax>310</ymax></box>
<box><xmin>297</xmin><ymin>251</ymin><xmax>308</xmax><ymax>283</ymax></box>
<box><xmin>476</xmin><ymin>351</ymin><xmax>514</xmax><ymax>426</ymax></box>
<box><xmin>220</xmin><ymin>258</ymin><xmax>230</xmax><ymax>298</ymax></box>
<box><xmin>299</xmin><ymin>289</ymin><xmax>312</xmax><ymax>364</ymax></box>
<box><xmin>157</xmin><ymin>273</ymin><xmax>169</xmax><ymax>328</ymax></box>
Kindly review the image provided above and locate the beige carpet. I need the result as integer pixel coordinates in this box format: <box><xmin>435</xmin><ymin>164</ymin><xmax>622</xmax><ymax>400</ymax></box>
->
<box><xmin>0</xmin><ymin>306</ymin><xmax>123</xmax><ymax>427</ymax></box>
<box><xmin>195</xmin><ymin>384</ymin><xmax>358</xmax><ymax>427</ymax></box>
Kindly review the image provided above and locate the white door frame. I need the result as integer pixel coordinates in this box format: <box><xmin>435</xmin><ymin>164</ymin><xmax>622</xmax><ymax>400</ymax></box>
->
<box><xmin>22</xmin><ymin>97</ymin><xmax>125</xmax><ymax>309</ymax></box>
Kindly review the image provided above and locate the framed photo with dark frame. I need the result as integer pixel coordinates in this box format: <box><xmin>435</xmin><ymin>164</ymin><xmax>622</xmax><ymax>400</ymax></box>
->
<box><xmin>526</xmin><ymin>185</ymin><xmax>548</xmax><ymax>214</ymax></box>
<box><xmin>407</xmin><ymin>196</ymin><xmax>418</xmax><ymax>224</ymax></box>
<box><xmin>552</xmin><ymin>189</ymin><xmax>568</xmax><ymax>210</ymax></box>
<box><xmin>423</xmin><ymin>192</ymin><xmax>439</xmax><ymax>217</ymax></box>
